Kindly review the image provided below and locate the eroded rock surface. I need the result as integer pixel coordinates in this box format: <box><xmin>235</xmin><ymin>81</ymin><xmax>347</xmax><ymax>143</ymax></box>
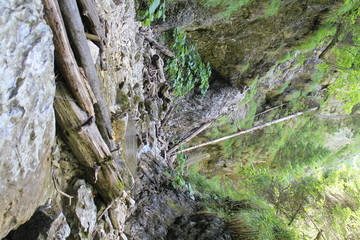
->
<box><xmin>183</xmin><ymin>0</ymin><xmax>337</xmax><ymax>88</ymax></box>
<box><xmin>0</xmin><ymin>0</ymin><xmax>55</xmax><ymax>237</ymax></box>
<box><xmin>163</xmin><ymin>81</ymin><xmax>246</xmax><ymax>144</ymax></box>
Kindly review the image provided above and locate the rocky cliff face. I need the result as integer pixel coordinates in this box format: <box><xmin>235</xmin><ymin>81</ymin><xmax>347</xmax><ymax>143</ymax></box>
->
<box><xmin>182</xmin><ymin>0</ymin><xmax>336</xmax><ymax>88</ymax></box>
<box><xmin>0</xmin><ymin>0</ymin><xmax>55</xmax><ymax>238</ymax></box>
<box><xmin>1</xmin><ymin>0</ymin><xmax>352</xmax><ymax>239</ymax></box>
<box><xmin>161</xmin><ymin>0</ymin><xmax>338</xmax><ymax>146</ymax></box>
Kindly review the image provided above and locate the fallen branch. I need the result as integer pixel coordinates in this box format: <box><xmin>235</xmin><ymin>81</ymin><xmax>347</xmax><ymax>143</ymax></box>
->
<box><xmin>97</xmin><ymin>201</ymin><xmax>114</xmax><ymax>221</ymax></box>
<box><xmin>174</xmin><ymin>108</ymin><xmax>318</xmax><ymax>154</ymax></box>
<box><xmin>254</xmin><ymin>103</ymin><xmax>287</xmax><ymax>118</ymax></box>
<box><xmin>167</xmin><ymin>121</ymin><xmax>214</xmax><ymax>155</ymax></box>
<box><xmin>85</xmin><ymin>32</ymin><xmax>102</xmax><ymax>42</ymax></box>
<box><xmin>319</xmin><ymin>23</ymin><xmax>343</xmax><ymax>60</ymax></box>
<box><xmin>77</xmin><ymin>0</ymin><xmax>107</xmax><ymax>70</ymax></box>
<box><xmin>317</xmin><ymin>113</ymin><xmax>360</xmax><ymax>119</ymax></box>
<box><xmin>43</xmin><ymin>0</ymin><xmax>95</xmax><ymax>116</ymax></box>
<box><xmin>77</xmin><ymin>0</ymin><xmax>107</xmax><ymax>47</ymax></box>
<box><xmin>141</xmin><ymin>32</ymin><xmax>175</xmax><ymax>57</ymax></box>
<box><xmin>59</xmin><ymin>0</ymin><xmax>114</xmax><ymax>148</ymax></box>
<box><xmin>51</xmin><ymin>167</ymin><xmax>74</xmax><ymax>205</ymax></box>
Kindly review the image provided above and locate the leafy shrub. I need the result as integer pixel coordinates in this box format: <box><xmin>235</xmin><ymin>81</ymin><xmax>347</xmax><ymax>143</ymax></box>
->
<box><xmin>230</xmin><ymin>208</ymin><xmax>296</xmax><ymax>240</ymax></box>
<box><xmin>137</xmin><ymin>0</ymin><xmax>166</xmax><ymax>26</ymax></box>
<box><xmin>165</xmin><ymin>27</ymin><xmax>211</xmax><ymax>97</ymax></box>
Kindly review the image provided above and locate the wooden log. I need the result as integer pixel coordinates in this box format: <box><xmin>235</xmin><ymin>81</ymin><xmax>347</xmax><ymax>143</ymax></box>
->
<box><xmin>77</xmin><ymin>0</ymin><xmax>107</xmax><ymax>47</ymax></box>
<box><xmin>59</xmin><ymin>0</ymin><xmax>114</xmax><ymax>148</ymax></box>
<box><xmin>77</xmin><ymin>0</ymin><xmax>107</xmax><ymax>70</ymax></box>
<box><xmin>54</xmin><ymin>83</ymin><xmax>123</xmax><ymax>203</ymax></box>
<box><xmin>141</xmin><ymin>32</ymin><xmax>175</xmax><ymax>58</ymax></box>
<box><xmin>43</xmin><ymin>0</ymin><xmax>95</xmax><ymax>116</ymax></box>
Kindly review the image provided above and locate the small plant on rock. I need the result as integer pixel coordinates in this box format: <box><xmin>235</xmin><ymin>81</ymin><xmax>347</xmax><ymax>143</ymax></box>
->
<box><xmin>137</xmin><ymin>0</ymin><xmax>166</xmax><ymax>26</ymax></box>
<box><xmin>165</xmin><ymin>27</ymin><xmax>211</xmax><ymax>97</ymax></box>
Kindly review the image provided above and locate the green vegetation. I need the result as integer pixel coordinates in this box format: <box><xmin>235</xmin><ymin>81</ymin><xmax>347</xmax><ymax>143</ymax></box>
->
<box><xmin>264</xmin><ymin>0</ymin><xmax>282</xmax><ymax>17</ymax></box>
<box><xmin>172</xmin><ymin>156</ymin><xmax>298</xmax><ymax>239</ymax></box>
<box><xmin>165</xmin><ymin>27</ymin><xmax>211</xmax><ymax>97</ymax></box>
<box><xmin>173</xmin><ymin>107</ymin><xmax>359</xmax><ymax>238</ymax></box>
<box><xmin>201</xmin><ymin>0</ymin><xmax>282</xmax><ymax>18</ymax></box>
<box><xmin>278</xmin><ymin>0</ymin><xmax>360</xmax><ymax>113</ymax></box>
<box><xmin>137</xmin><ymin>0</ymin><xmax>166</xmax><ymax>26</ymax></box>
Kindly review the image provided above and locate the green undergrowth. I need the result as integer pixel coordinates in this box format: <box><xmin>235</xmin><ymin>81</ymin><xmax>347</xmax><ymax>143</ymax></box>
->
<box><xmin>165</xmin><ymin>27</ymin><xmax>211</xmax><ymax>97</ymax></box>
<box><xmin>172</xmin><ymin>155</ymin><xmax>298</xmax><ymax>239</ymax></box>
<box><xmin>172</xmin><ymin>116</ymin><xmax>359</xmax><ymax>239</ymax></box>
<box><xmin>137</xmin><ymin>0</ymin><xmax>166</xmax><ymax>26</ymax></box>
<box><xmin>236</xmin><ymin>157</ymin><xmax>360</xmax><ymax>239</ymax></box>
<box><xmin>276</xmin><ymin>0</ymin><xmax>360</xmax><ymax>113</ymax></box>
<box><xmin>201</xmin><ymin>0</ymin><xmax>282</xmax><ymax>18</ymax></box>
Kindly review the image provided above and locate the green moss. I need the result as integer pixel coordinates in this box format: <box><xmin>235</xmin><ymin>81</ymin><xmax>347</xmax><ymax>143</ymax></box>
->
<box><xmin>167</xmin><ymin>200</ymin><xmax>176</xmax><ymax>208</ymax></box>
<box><xmin>117</xmin><ymin>180</ymin><xmax>124</xmax><ymax>190</ymax></box>
<box><xmin>264</xmin><ymin>0</ymin><xmax>281</xmax><ymax>17</ymax></box>
<box><xmin>116</xmin><ymin>91</ymin><xmax>131</xmax><ymax>111</ymax></box>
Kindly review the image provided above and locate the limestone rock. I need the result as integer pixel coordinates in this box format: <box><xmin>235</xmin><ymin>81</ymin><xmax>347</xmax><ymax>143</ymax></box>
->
<box><xmin>0</xmin><ymin>0</ymin><xmax>55</xmax><ymax>238</ymax></box>
<box><xmin>74</xmin><ymin>180</ymin><xmax>97</xmax><ymax>235</ymax></box>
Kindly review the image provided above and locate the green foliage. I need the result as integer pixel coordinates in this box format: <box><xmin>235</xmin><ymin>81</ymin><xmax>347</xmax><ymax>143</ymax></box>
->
<box><xmin>165</xmin><ymin>28</ymin><xmax>211</xmax><ymax>97</ymax></box>
<box><xmin>202</xmin><ymin>0</ymin><xmax>254</xmax><ymax>18</ymax></box>
<box><xmin>236</xmin><ymin>159</ymin><xmax>360</xmax><ymax>239</ymax></box>
<box><xmin>325</xmin><ymin>2</ymin><xmax>360</xmax><ymax>113</ymax></box>
<box><xmin>328</xmin><ymin>45</ymin><xmax>360</xmax><ymax>113</ymax></box>
<box><xmin>230</xmin><ymin>208</ymin><xmax>296</xmax><ymax>240</ymax></box>
<box><xmin>202</xmin><ymin>0</ymin><xmax>282</xmax><ymax>18</ymax></box>
<box><xmin>285</xmin><ymin>0</ymin><xmax>360</xmax><ymax>113</ymax></box>
<box><xmin>264</xmin><ymin>0</ymin><xmax>282</xmax><ymax>17</ymax></box>
<box><xmin>181</xmin><ymin>164</ymin><xmax>298</xmax><ymax>239</ymax></box>
<box><xmin>137</xmin><ymin>0</ymin><xmax>166</xmax><ymax>26</ymax></box>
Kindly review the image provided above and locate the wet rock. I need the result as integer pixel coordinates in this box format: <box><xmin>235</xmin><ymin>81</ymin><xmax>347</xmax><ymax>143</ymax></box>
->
<box><xmin>0</xmin><ymin>0</ymin><xmax>55</xmax><ymax>237</ymax></box>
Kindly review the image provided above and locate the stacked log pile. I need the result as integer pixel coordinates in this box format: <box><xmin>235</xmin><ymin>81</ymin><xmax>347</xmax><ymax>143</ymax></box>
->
<box><xmin>43</xmin><ymin>0</ymin><xmax>122</xmax><ymax>203</ymax></box>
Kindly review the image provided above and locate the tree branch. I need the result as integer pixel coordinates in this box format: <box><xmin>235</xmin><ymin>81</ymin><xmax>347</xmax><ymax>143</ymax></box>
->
<box><xmin>174</xmin><ymin>108</ymin><xmax>318</xmax><ymax>154</ymax></box>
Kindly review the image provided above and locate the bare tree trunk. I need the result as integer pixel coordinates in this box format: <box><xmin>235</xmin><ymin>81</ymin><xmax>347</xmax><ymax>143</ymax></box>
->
<box><xmin>43</xmin><ymin>0</ymin><xmax>95</xmax><ymax>116</ymax></box>
<box><xmin>174</xmin><ymin>107</ymin><xmax>318</xmax><ymax>154</ymax></box>
<box><xmin>59</xmin><ymin>0</ymin><xmax>114</xmax><ymax>148</ymax></box>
